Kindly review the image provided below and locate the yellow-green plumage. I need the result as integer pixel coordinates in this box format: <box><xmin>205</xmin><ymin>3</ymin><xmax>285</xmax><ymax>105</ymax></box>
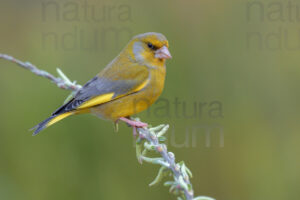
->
<box><xmin>32</xmin><ymin>32</ymin><xmax>171</xmax><ymax>135</ymax></box>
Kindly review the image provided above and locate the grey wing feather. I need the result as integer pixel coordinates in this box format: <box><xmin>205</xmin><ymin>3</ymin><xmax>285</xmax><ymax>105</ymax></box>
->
<box><xmin>52</xmin><ymin>76</ymin><xmax>141</xmax><ymax>115</ymax></box>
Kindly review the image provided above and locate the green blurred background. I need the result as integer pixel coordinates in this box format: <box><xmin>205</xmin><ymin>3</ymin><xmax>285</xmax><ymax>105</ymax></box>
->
<box><xmin>0</xmin><ymin>0</ymin><xmax>300</xmax><ymax>199</ymax></box>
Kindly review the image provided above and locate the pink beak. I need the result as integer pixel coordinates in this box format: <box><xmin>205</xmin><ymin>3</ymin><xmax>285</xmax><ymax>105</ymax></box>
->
<box><xmin>155</xmin><ymin>46</ymin><xmax>172</xmax><ymax>59</ymax></box>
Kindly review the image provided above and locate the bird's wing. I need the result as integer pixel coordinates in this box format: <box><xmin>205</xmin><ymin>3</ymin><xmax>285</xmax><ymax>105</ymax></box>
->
<box><xmin>53</xmin><ymin>64</ymin><xmax>149</xmax><ymax>115</ymax></box>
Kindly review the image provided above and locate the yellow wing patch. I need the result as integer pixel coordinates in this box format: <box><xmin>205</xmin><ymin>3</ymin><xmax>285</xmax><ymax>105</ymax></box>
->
<box><xmin>133</xmin><ymin>79</ymin><xmax>149</xmax><ymax>92</ymax></box>
<box><xmin>46</xmin><ymin>112</ymin><xmax>73</xmax><ymax>127</ymax></box>
<box><xmin>78</xmin><ymin>93</ymin><xmax>114</xmax><ymax>109</ymax></box>
<box><xmin>76</xmin><ymin>79</ymin><xmax>148</xmax><ymax>110</ymax></box>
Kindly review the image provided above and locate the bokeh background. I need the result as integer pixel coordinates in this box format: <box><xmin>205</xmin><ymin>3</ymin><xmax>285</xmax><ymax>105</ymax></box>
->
<box><xmin>1</xmin><ymin>0</ymin><xmax>300</xmax><ymax>200</ymax></box>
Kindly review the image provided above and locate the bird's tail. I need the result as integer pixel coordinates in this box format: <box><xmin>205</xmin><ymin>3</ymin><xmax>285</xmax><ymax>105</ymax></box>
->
<box><xmin>31</xmin><ymin>112</ymin><xmax>74</xmax><ymax>136</ymax></box>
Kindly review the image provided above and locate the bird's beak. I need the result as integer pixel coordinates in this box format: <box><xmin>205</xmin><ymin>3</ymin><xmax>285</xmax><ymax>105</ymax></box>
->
<box><xmin>155</xmin><ymin>46</ymin><xmax>172</xmax><ymax>59</ymax></box>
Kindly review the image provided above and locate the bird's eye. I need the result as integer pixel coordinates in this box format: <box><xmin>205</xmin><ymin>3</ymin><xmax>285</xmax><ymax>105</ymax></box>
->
<box><xmin>147</xmin><ymin>42</ymin><xmax>155</xmax><ymax>50</ymax></box>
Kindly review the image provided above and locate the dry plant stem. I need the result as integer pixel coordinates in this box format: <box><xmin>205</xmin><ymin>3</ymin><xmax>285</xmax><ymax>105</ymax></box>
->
<box><xmin>0</xmin><ymin>54</ymin><xmax>81</xmax><ymax>91</ymax></box>
<box><xmin>0</xmin><ymin>53</ymin><xmax>214</xmax><ymax>200</ymax></box>
<box><xmin>138</xmin><ymin>127</ymin><xmax>194</xmax><ymax>199</ymax></box>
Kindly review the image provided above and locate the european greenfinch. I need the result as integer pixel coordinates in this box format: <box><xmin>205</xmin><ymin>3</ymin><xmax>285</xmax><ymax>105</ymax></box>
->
<box><xmin>32</xmin><ymin>32</ymin><xmax>171</xmax><ymax>135</ymax></box>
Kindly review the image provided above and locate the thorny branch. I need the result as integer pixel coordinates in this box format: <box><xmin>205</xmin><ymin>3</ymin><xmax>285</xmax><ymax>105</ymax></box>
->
<box><xmin>0</xmin><ymin>53</ymin><xmax>214</xmax><ymax>200</ymax></box>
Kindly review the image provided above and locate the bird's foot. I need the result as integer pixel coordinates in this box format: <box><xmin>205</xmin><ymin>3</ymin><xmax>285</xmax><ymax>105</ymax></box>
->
<box><xmin>118</xmin><ymin>117</ymin><xmax>148</xmax><ymax>137</ymax></box>
<box><xmin>119</xmin><ymin>117</ymin><xmax>148</xmax><ymax>128</ymax></box>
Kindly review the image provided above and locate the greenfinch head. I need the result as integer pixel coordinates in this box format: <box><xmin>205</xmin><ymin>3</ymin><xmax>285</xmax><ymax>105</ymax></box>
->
<box><xmin>126</xmin><ymin>32</ymin><xmax>172</xmax><ymax>67</ymax></box>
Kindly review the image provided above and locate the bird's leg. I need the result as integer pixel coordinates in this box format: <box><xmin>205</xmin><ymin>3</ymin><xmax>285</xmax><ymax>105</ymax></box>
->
<box><xmin>119</xmin><ymin>117</ymin><xmax>148</xmax><ymax>137</ymax></box>
<box><xmin>113</xmin><ymin>121</ymin><xmax>119</xmax><ymax>132</ymax></box>
<box><xmin>119</xmin><ymin>117</ymin><xmax>148</xmax><ymax>128</ymax></box>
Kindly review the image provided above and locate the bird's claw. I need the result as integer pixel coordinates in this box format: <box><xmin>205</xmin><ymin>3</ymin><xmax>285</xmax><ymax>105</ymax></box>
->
<box><xmin>118</xmin><ymin>117</ymin><xmax>148</xmax><ymax>137</ymax></box>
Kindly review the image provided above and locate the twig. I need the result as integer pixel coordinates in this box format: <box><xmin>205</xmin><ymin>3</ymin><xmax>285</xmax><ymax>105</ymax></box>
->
<box><xmin>0</xmin><ymin>54</ymin><xmax>81</xmax><ymax>91</ymax></box>
<box><xmin>0</xmin><ymin>53</ymin><xmax>214</xmax><ymax>200</ymax></box>
<box><xmin>137</xmin><ymin>124</ymin><xmax>195</xmax><ymax>199</ymax></box>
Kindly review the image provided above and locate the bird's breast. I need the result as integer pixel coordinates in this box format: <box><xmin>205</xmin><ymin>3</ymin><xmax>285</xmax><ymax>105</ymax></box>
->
<box><xmin>143</xmin><ymin>66</ymin><xmax>166</xmax><ymax>101</ymax></box>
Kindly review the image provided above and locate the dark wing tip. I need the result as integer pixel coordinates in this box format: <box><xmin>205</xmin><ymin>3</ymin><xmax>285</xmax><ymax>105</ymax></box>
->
<box><xmin>30</xmin><ymin>116</ymin><xmax>55</xmax><ymax>136</ymax></box>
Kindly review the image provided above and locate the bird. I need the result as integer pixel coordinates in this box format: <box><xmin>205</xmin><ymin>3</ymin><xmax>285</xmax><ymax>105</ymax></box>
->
<box><xmin>32</xmin><ymin>32</ymin><xmax>172</xmax><ymax>135</ymax></box>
